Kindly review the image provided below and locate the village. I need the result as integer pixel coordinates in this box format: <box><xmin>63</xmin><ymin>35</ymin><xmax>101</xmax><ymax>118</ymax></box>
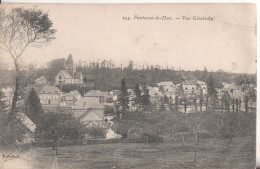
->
<box><xmin>0</xmin><ymin>54</ymin><xmax>257</xmax><ymax>145</ymax></box>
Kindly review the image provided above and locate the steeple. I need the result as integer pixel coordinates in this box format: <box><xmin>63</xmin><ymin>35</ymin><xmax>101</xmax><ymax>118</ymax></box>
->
<box><xmin>64</xmin><ymin>54</ymin><xmax>76</xmax><ymax>77</ymax></box>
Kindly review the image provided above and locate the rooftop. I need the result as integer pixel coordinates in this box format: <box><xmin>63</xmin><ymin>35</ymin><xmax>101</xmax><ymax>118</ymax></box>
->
<box><xmin>16</xmin><ymin>112</ymin><xmax>36</xmax><ymax>133</ymax></box>
<box><xmin>74</xmin><ymin>97</ymin><xmax>104</xmax><ymax>110</ymax></box>
<box><xmin>59</xmin><ymin>70</ymin><xmax>73</xmax><ymax>78</ymax></box>
<box><xmin>39</xmin><ymin>85</ymin><xmax>61</xmax><ymax>94</ymax></box>
<box><xmin>35</xmin><ymin>76</ymin><xmax>47</xmax><ymax>85</ymax></box>
<box><xmin>157</xmin><ymin>81</ymin><xmax>174</xmax><ymax>87</ymax></box>
<box><xmin>65</xmin><ymin>54</ymin><xmax>74</xmax><ymax>65</ymax></box>
<box><xmin>85</xmin><ymin>90</ymin><xmax>110</xmax><ymax>97</ymax></box>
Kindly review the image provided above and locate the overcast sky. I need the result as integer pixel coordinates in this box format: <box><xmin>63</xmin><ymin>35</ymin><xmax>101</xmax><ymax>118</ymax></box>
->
<box><xmin>1</xmin><ymin>4</ymin><xmax>256</xmax><ymax>74</ymax></box>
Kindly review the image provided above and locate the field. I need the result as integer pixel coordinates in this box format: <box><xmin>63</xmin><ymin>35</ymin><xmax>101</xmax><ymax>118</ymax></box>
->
<box><xmin>0</xmin><ymin>112</ymin><xmax>256</xmax><ymax>169</ymax></box>
<box><xmin>1</xmin><ymin>134</ymin><xmax>255</xmax><ymax>169</ymax></box>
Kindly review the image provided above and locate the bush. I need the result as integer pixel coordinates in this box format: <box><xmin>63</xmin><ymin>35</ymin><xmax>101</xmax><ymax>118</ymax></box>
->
<box><xmin>104</xmin><ymin>105</ymin><xmax>115</xmax><ymax>115</ymax></box>
<box><xmin>86</xmin><ymin>126</ymin><xmax>106</xmax><ymax>139</ymax></box>
<box><xmin>35</xmin><ymin>113</ymin><xmax>86</xmax><ymax>141</ymax></box>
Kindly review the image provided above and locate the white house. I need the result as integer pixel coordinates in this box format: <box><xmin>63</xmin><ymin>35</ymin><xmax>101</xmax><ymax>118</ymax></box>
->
<box><xmin>73</xmin><ymin>97</ymin><xmax>105</xmax><ymax>127</ymax></box>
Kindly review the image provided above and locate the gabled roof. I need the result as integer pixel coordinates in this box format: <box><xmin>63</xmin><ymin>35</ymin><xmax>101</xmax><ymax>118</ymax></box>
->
<box><xmin>80</xmin><ymin>110</ymin><xmax>104</xmax><ymax>121</ymax></box>
<box><xmin>157</xmin><ymin>81</ymin><xmax>174</xmax><ymax>87</ymax></box>
<box><xmin>148</xmin><ymin>86</ymin><xmax>163</xmax><ymax>97</ymax></box>
<box><xmin>84</xmin><ymin>90</ymin><xmax>109</xmax><ymax>97</ymax></box>
<box><xmin>182</xmin><ymin>79</ymin><xmax>197</xmax><ymax>85</ymax></box>
<box><xmin>62</xmin><ymin>92</ymin><xmax>75</xmax><ymax>98</ymax></box>
<box><xmin>74</xmin><ymin>97</ymin><xmax>104</xmax><ymax>110</ymax></box>
<box><xmin>16</xmin><ymin>112</ymin><xmax>36</xmax><ymax>133</ymax></box>
<box><xmin>58</xmin><ymin>70</ymin><xmax>73</xmax><ymax>78</ymax></box>
<box><xmin>35</xmin><ymin>76</ymin><xmax>47</xmax><ymax>85</ymax></box>
<box><xmin>196</xmin><ymin>80</ymin><xmax>207</xmax><ymax>85</ymax></box>
<box><xmin>39</xmin><ymin>85</ymin><xmax>61</xmax><ymax>94</ymax></box>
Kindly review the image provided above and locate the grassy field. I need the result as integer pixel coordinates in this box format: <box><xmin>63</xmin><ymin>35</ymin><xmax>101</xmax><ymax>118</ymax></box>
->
<box><xmin>2</xmin><ymin>133</ymin><xmax>253</xmax><ymax>169</ymax></box>
<box><xmin>1</xmin><ymin>112</ymin><xmax>256</xmax><ymax>169</ymax></box>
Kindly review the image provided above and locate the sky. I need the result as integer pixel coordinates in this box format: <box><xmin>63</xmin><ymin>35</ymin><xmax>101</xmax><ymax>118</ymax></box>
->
<box><xmin>0</xmin><ymin>4</ymin><xmax>257</xmax><ymax>74</ymax></box>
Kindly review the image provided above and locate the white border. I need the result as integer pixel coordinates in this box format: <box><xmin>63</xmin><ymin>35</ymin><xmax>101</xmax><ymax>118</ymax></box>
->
<box><xmin>1</xmin><ymin>0</ymin><xmax>259</xmax><ymax>168</ymax></box>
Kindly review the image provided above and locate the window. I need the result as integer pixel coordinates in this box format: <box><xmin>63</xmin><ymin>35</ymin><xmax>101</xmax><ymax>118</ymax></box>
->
<box><xmin>48</xmin><ymin>100</ymin><xmax>51</xmax><ymax>105</ymax></box>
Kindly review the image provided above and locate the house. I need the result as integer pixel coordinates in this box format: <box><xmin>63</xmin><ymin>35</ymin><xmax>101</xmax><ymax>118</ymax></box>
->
<box><xmin>182</xmin><ymin>79</ymin><xmax>200</xmax><ymax>98</ymax></box>
<box><xmin>196</xmin><ymin>80</ymin><xmax>208</xmax><ymax>96</ymax></box>
<box><xmin>38</xmin><ymin>85</ymin><xmax>61</xmax><ymax>113</ymax></box>
<box><xmin>73</xmin><ymin>97</ymin><xmax>105</xmax><ymax>127</ymax></box>
<box><xmin>35</xmin><ymin>76</ymin><xmax>47</xmax><ymax>85</ymax></box>
<box><xmin>61</xmin><ymin>93</ymin><xmax>79</xmax><ymax>107</ymax></box>
<box><xmin>147</xmin><ymin>86</ymin><xmax>164</xmax><ymax>105</ymax></box>
<box><xmin>157</xmin><ymin>81</ymin><xmax>178</xmax><ymax>103</ymax></box>
<box><xmin>157</xmin><ymin>81</ymin><xmax>174</xmax><ymax>91</ymax></box>
<box><xmin>84</xmin><ymin>90</ymin><xmax>110</xmax><ymax>104</ymax></box>
<box><xmin>55</xmin><ymin>54</ymin><xmax>83</xmax><ymax>85</ymax></box>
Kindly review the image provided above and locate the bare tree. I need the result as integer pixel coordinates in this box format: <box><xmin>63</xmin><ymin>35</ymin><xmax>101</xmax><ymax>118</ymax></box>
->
<box><xmin>0</xmin><ymin>7</ymin><xmax>56</xmax><ymax>128</ymax></box>
<box><xmin>184</xmin><ymin>113</ymin><xmax>208</xmax><ymax>164</ymax></box>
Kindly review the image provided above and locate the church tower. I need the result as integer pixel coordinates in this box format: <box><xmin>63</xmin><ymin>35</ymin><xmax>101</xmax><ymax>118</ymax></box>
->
<box><xmin>64</xmin><ymin>54</ymin><xmax>76</xmax><ymax>77</ymax></box>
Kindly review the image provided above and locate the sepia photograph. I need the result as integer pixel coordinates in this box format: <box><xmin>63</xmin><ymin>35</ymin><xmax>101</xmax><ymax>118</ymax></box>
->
<box><xmin>0</xmin><ymin>3</ymin><xmax>257</xmax><ymax>169</ymax></box>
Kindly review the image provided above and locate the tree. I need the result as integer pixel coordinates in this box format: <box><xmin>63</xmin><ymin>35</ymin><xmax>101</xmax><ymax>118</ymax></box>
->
<box><xmin>183</xmin><ymin>97</ymin><xmax>188</xmax><ymax>113</ymax></box>
<box><xmin>87</xmin><ymin>126</ymin><xmax>106</xmax><ymax>140</ymax></box>
<box><xmin>141</xmin><ymin>82</ymin><xmax>150</xmax><ymax>112</ymax></box>
<box><xmin>143</xmin><ymin>111</ymin><xmax>167</xmax><ymax>145</ymax></box>
<box><xmin>0</xmin><ymin>7</ymin><xmax>56</xmax><ymax>132</ymax></box>
<box><xmin>112</xmin><ymin>119</ymin><xmax>129</xmax><ymax>140</ymax></box>
<box><xmin>175</xmin><ymin>96</ymin><xmax>179</xmax><ymax>112</ymax></box>
<box><xmin>35</xmin><ymin>113</ymin><xmax>85</xmax><ymax>156</ymax></box>
<box><xmin>25</xmin><ymin>88</ymin><xmax>43</xmax><ymax>124</ymax></box>
<box><xmin>219</xmin><ymin>113</ymin><xmax>239</xmax><ymax>146</ymax></box>
<box><xmin>193</xmin><ymin>97</ymin><xmax>197</xmax><ymax>113</ymax></box>
<box><xmin>245</xmin><ymin>95</ymin><xmax>249</xmax><ymax>113</ymax></box>
<box><xmin>207</xmin><ymin>75</ymin><xmax>217</xmax><ymax>111</ymax></box>
<box><xmin>117</xmin><ymin>78</ymin><xmax>129</xmax><ymax>118</ymax></box>
<box><xmin>47</xmin><ymin>58</ymin><xmax>65</xmax><ymax>70</ymax></box>
<box><xmin>184</xmin><ymin>113</ymin><xmax>208</xmax><ymax>163</ymax></box>
<box><xmin>205</xmin><ymin>95</ymin><xmax>209</xmax><ymax>112</ymax></box>
<box><xmin>248</xmin><ymin>88</ymin><xmax>256</xmax><ymax>112</ymax></box>
<box><xmin>159</xmin><ymin>101</ymin><xmax>166</xmax><ymax>112</ymax></box>
<box><xmin>134</xmin><ymin>84</ymin><xmax>142</xmax><ymax>106</ymax></box>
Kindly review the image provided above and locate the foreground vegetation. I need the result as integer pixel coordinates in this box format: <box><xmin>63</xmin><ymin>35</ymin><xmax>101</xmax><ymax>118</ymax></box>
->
<box><xmin>1</xmin><ymin>131</ymin><xmax>255</xmax><ymax>169</ymax></box>
<box><xmin>0</xmin><ymin>111</ymin><xmax>255</xmax><ymax>169</ymax></box>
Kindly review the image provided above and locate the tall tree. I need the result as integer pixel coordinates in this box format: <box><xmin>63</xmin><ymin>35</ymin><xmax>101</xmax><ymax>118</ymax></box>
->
<box><xmin>25</xmin><ymin>88</ymin><xmax>43</xmax><ymax>124</ymax></box>
<box><xmin>117</xmin><ymin>78</ymin><xmax>129</xmax><ymax>118</ymax></box>
<box><xmin>0</xmin><ymin>7</ymin><xmax>56</xmax><ymax>128</ymax></box>
<box><xmin>141</xmin><ymin>82</ymin><xmax>150</xmax><ymax>112</ymax></box>
<box><xmin>207</xmin><ymin>74</ymin><xmax>217</xmax><ymax>111</ymax></box>
<box><xmin>134</xmin><ymin>84</ymin><xmax>142</xmax><ymax>106</ymax></box>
